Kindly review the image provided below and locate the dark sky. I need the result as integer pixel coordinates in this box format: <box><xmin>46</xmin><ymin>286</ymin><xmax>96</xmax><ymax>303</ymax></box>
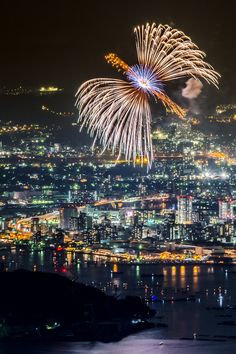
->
<box><xmin>0</xmin><ymin>0</ymin><xmax>235</xmax><ymax>101</ymax></box>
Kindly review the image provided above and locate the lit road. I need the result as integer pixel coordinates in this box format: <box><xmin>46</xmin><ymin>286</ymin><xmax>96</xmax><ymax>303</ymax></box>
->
<box><xmin>9</xmin><ymin>193</ymin><xmax>170</xmax><ymax>235</ymax></box>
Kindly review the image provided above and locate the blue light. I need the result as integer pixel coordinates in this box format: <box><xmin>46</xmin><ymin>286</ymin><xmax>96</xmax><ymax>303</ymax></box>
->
<box><xmin>127</xmin><ymin>65</ymin><xmax>163</xmax><ymax>94</ymax></box>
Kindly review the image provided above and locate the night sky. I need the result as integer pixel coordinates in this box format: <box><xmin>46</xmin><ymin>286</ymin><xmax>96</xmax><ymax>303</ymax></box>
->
<box><xmin>0</xmin><ymin>0</ymin><xmax>235</xmax><ymax>101</ymax></box>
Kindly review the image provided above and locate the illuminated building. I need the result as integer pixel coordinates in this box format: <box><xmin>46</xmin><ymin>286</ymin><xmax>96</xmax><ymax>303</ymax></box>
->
<box><xmin>132</xmin><ymin>210</ymin><xmax>157</xmax><ymax>226</ymax></box>
<box><xmin>0</xmin><ymin>216</ymin><xmax>6</xmax><ymax>231</ymax></box>
<box><xmin>176</xmin><ymin>196</ymin><xmax>193</xmax><ymax>225</ymax></box>
<box><xmin>83</xmin><ymin>229</ymin><xmax>100</xmax><ymax>245</ymax></box>
<box><xmin>219</xmin><ymin>199</ymin><xmax>233</xmax><ymax>220</ymax></box>
<box><xmin>31</xmin><ymin>217</ymin><xmax>40</xmax><ymax>233</ymax></box>
<box><xmin>54</xmin><ymin>143</ymin><xmax>62</xmax><ymax>153</ymax></box>
<box><xmin>132</xmin><ymin>224</ymin><xmax>144</xmax><ymax>240</ymax></box>
<box><xmin>230</xmin><ymin>201</ymin><xmax>236</xmax><ymax>220</ymax></box>
<box><xmin>85</xmin><ymin>215</ymin><xmax>93</xmax><ymax>229</ymax></box>
<box><xmin>59</xmin><ymin>206</ymin><xmax>78</xmax><ymax>230</ymax></box>
<box><xmin>217</xmin><ymin>221</ymin><xmax>234</xmax><ymax>243</ymax></box>
<box><xmin>125</xmin><ymin>210</ymin><xmax>135</xmax><ymax>226</ymax></box>
<box><xmin>40</xmin><ymin>221</ymin><xmax>51</xmax><ymax>235</ymax></box>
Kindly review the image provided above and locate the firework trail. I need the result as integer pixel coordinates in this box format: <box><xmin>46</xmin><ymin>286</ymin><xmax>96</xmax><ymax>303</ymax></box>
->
<box><xmin>76</xmin><ymin>23</ymin><xmax>220</xmax><ymax>168</ymax></box>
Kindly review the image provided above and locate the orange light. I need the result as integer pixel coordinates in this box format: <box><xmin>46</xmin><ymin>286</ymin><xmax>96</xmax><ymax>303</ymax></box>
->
<box><xmin>105</xmin><ymin>53</ymin><xmax>130</xmax><ymax>74</ymax></box>
<box><xmin>155</xmin><ymin>91</ymin><xmax>186</xmax><ymax>119</ymax></box>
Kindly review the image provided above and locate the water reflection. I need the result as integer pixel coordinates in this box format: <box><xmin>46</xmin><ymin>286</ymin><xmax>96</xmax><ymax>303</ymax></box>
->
<box><xmin>193</xmin><ymin>266</ymin><xmax>200</xmax><ymax>291</ymax></box>
<box><xmin>113</xmin><ymin>263</ymin><xmax>118</xmax><ymax>272</ymax></box>
<box><xmin>3</xmin><ymin>337</ymin><xmax>236</xmax><ymax>354</ymax></box>
<box><xmin>218</xmin><ymin>294</ymin><xmax>223</xmax><ymax>307</ymax></box>
<box><xmin>180</xmin><ymin>265</ymin><xmax>186</xmax><ymax>288</ymax></box>
<box><xmin>171</xmin><ymin>265</ymin><xmax>177</xmax><ymax>287</ymax></box>
<box><xmin>66</xmin><ymin>252</ymin><xmax>73</xmax><ymax>265</ymax></box>
<box><xmin>136</xmin><ymin>265</ymin><xmax>140</xmax><ymax>277</ymax></box>
<box><xmin>39</xmin><ymin>250</ymin><xmax>44</xmax><ymax>267</ymax></box>
<box><xmin>2</xmin><ymin>249</ymin><xmax>236</xmax><ymax>304</ymax></box>
<box><xmin>3</xmin><ymin>248</ymin><xmax>236</xmax><ymax>341</ymax></box>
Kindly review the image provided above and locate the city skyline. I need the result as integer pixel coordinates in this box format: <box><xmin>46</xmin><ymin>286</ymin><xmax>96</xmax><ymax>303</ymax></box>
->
<box><xmin>1</xmin><ymin>116</ymin><xmax>236</xmax><ymax>246</ymax></box>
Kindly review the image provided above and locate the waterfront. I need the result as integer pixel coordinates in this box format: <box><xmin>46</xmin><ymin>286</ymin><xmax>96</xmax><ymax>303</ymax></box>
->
<box><xmin>2</xmin><ymin>249</ymin><xmax>236</xmax><ymax>342</ymax></box>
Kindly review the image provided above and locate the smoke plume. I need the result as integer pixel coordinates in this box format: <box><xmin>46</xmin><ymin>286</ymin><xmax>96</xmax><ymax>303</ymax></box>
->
<box><xmin>182</xmin><ymin>78</ymin><xmax>203</xmax><ymax>99</ymax></box>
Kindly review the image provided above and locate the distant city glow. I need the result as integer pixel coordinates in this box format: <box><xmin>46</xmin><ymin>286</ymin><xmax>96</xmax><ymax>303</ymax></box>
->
<box><xmin>39</xmin><ymin>86</ymin><xmax>61</xmax><ymax>92</ymax></box>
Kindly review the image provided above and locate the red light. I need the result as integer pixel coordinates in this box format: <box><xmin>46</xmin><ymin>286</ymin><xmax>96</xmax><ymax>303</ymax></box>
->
<box><xmin>56</xmin><ymin>246</ymin><xmax>63</xmax><ymax>252</ymax></box>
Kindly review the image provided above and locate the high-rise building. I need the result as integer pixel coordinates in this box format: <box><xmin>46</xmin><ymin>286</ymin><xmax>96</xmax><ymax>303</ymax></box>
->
<box><xmin>54</xmin><ymin>143</ymin><xmax>62</xmax><ymax>153</ymax></box>
<box><xmin>176</xmin><ymin>196</ymin><xmax>193</xmax><ymax>224</ymax></box>
<box><xmin>216</xmin><ymin>220</ymin><xmax>234</xmax><ymax>243</ymax></box>
<box><xmin>85</xmin><ymin>215</ymin><xmax>93</xmax><ymax>229</ymax></box>
<box><xmin>231</xmin><ymin>202</ymin><xmax>236</xmax><ymax>220</ymax></box>
<box><xmin>131</xmin><ymin>224</ymin><xmax>144</xmax><ymax>240</ymax></box>
<box><xmin>219</xmin><ymin>199</ymin><xmax>233</xmax><ymax>220</ymax></box>
<box><xmin>0</xmin><ymin>216</ymin><xmax>6</xmax><ymax>231</ymax></box>
<box><xmin>69</xmin><ymin>217</ymin><xmax>79</xmax><ymax>231</ymax></box>
<box><xmin>59</xmin><ymin>206</ymin><xmax>78</xmax><ymax>230</ymax></box>
<box><xmin>31</xmin><ymin>217</ymin><xmax>40</xmax><ymax>233</ymax></box>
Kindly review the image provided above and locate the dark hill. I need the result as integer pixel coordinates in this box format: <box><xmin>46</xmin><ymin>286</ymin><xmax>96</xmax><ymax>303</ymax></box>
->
<box><xmin>0</xmin><ymin>270</ymin><xmax>155</xmax><ymax>341</ymax></box>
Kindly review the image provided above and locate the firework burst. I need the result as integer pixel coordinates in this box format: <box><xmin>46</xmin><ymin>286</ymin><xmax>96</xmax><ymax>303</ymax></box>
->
<box><xmin>76</xmin><ymin>23</ymin><xmax>220</xmax><ymax>168</ymax></box>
